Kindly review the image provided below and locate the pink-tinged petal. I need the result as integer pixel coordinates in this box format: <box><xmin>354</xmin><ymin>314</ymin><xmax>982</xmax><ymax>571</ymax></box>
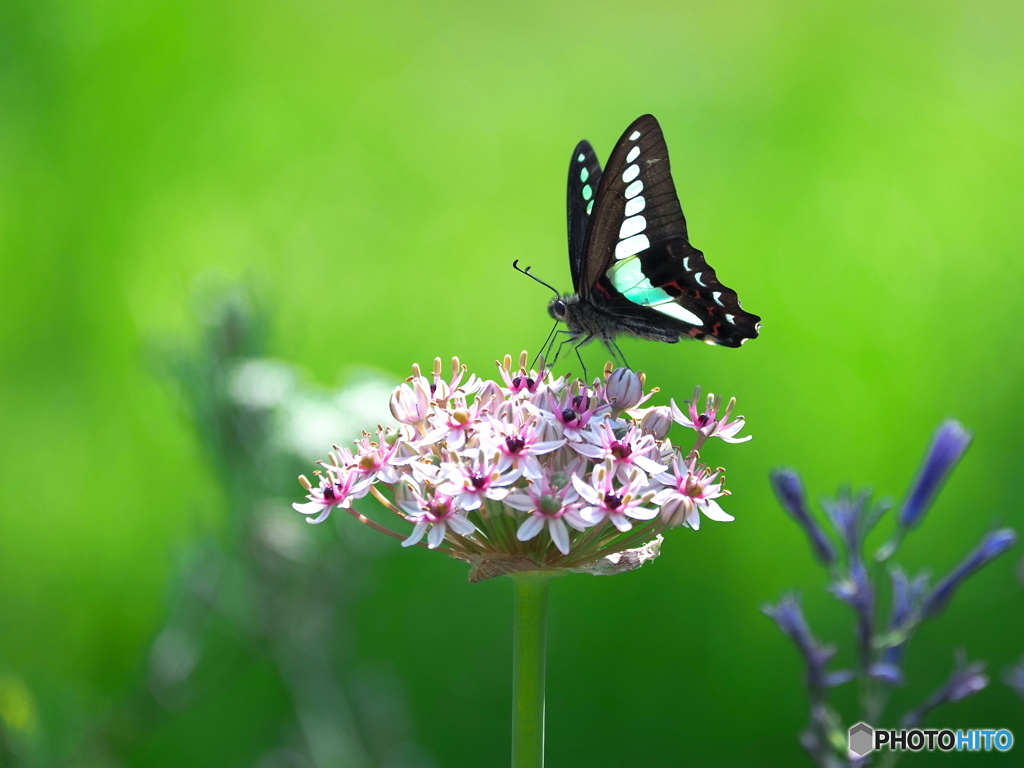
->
<box><xmin>570</xmin><ymin>441</ymin><xmax>606</xmax><ymax>459</ymax></box>
<box><xmin>562</xmin><ymin>509</ymin><xmax>590</xmax><ymax>531</ymax></box>
<box><xmin>402</xmin><ymin>521</ymin><xmax>429</xmax><ymax>547</ymax></box>
<box><xmin>522</xmin><ymin>455</ymin><xmax>544</xmax><ymax>481</ymax></box>
<box><xmin>417</xmin><ymin>426</ymin><xmax>449</xmax><ymax>445</ymax></box>
<box><xmin>397</xmin><ymin>500</ymin><xmax>424</xmax><ymax>516</ymax></box>
<box><xmin>700</xmin><ymin>498</ymin><xmax>734</xmax><ymax>522</ymax></box>
<box><xmin>491</xmin><ymin>467</ymin><xmax>524</xmax><ymax>487</ymax></box>
<box><xmin>687</xmin><ymin>507</ymin><xmax>702</xmax><ymax>530</ymax></box>
<box><xmin>633</xmin><ymin>455</ymin><xmax>668</xmax><ymax>474</ymax></box>
<box><xmin>448</xmin><ymin>514</ymin><xmax>477</xmax><ymax>536</ymax></box>
<box><xmin>427</xmin><ymin>522</ymin><xmax>448</xmax><ymax>549</ymax></box>
<box><xmin>516</xmin><ymin>515</ymin><xmax>546</xmax><ymax>542</ymax></box>
<box><xmin>571</xmin><ymin>475</ymin><xmax>603</xmax><ymax>506</ymax></box>
<box><xmin>306</xmin><ymin>505</ymin><xmax>334</xmax><ymax>524</ymax></box>
<box><xmin>653</xmin><ymin>470</ymin><xmax>677</xmax><ymax>487</ymax></box>
<box><xmin>548</xmin><ymin>518</ymin><xmax>571</xmax><ymax>555</ymax></box>
<box><xmin>651</xmin><ymin>488</ymin><xmax>677</xmax><ymax>506</ymax></box>
<box><xmin>293</xmin><ymin>500</ymin><xmax>326</xmax><ymax>516</ymax></box>
<box><xmin>504</xmin><ymin>493</ymin><xmax>536</xmax><ymax>513</ymax></box>
<box><xmin>486</xmin><ymin>486</ymin><xmax>510</xmax><ymax>502</ymax></box>
<box><xmin>578</xmin><ymin>506</ymin><xmax>605</xmax><ymax>524</ymax></box>
<box><xmin>718</xmin><ymin>432</ymin><xmax>753</xmax><ymax>444</ymax></box>
<box><xmin>609</xmin><ymin>513</ymin><xmax>633</xmax><ymax>532</ymax></box>
<box><xmin>457</xmin><ymin>492</ymin><xmax>482</xmax><ymax>511</ymax></box>
<box><xmin>625</xmin><ymin>505</ymin><xmax>659</xmax><ymax>521</ymax></box>
<box><xmin>669</xmin><ymin>399</ymin><xmax>696</xmax><ymax>428</ymax></box>
<box><xmin>532</xmin><ymin>439</ymin><xmax>566</xmax><ymax>455</ymax></box>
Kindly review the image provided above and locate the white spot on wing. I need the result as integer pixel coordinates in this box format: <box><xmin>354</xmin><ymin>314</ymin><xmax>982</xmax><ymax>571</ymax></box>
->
<box><xmin>615</xmin><ymin>234</ymin><xmax>650</xmax><ymax>260</ymax></box>
<box><xmin>622</xmin><ymin>164</ymin><xmax>639</xmax><ymax>183</ymax></box>
<box><xmin>682</xmin><ymin>257</ymin><xmax>690</xmax><ymax>270</ymax></box>
<box><xmin>624</xmin><ymin>196</ymin><xmax>645</xmax><ymax>216</ymax></box>
<box><xmin>625</xmin><ymin>180</ymin><xmax>643</xmax><ymax>199</ymax></box>
<box><xmin>726</xmin><ymin>313</ymin><xmax>736</xmax><ymax>324</ymax></box>
<box><xmin>713</xmin><ymin>291</ymin><xmax>724</xmax><ymax>306</ymax></box>
<box><xmin>629</xmin><ymin>130</ymin><xmax>641</xmax><ymax>140</ymax></box>
<box><xmin>656</xmin><ymin>303</ymin><xmax>704</xmax><ymax>326</ymax></box>
<box><xmin>618</xmin><ymin>215</ymin><xmax>646</xmax><ymax>240</ymax></box>
<box><xmin>626</xmin><ymin>146</ymin><xmax>640</xmax><ymax>163</ymax></box>
<box><xmin>694</xmin><ymin>272</ymin><xmax>707</xmax><ymax>287</ymax></box>
<box><xmin>577</xmin><ymin>153</ymin><xmax>585</xmax><ymax>162</ymax></box>
<box><xmin>586</xmin><ymin>200</ymin><xmax>593</xmax><ymax>215</ymax></box>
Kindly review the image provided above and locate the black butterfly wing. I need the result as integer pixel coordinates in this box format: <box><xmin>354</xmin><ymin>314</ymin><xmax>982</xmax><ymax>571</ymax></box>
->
<box><xmin>581</xmin><ymin>114</ymin><xmax>760</xmax><ymax>347</ymax></box>
<box><xmin>566</xmin><ymin>140</ymin><xmax>603</xmax><ymax>292</ymax></box>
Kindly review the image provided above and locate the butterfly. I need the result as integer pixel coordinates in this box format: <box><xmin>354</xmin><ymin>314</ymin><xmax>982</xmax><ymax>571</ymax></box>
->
<box><xmin>517</xmin><ymin>114</ymin><xmax>760</xmax><ymax>367</ymax></box>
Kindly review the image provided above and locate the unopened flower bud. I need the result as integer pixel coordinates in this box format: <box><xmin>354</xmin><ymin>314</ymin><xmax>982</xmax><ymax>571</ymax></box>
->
<box><xmin>606</xmin><ymin>368</ymin><xmax>644</xmax><ymax>411</ymax></box>
<box><xmin>640</xmin><ymin>406</ymin><xmax>672</xmax><ymax>440</ymax></box>
<box><xmin>390</xmin><ymin>382</ymin><xmax>429</xmax><ymax>424</ymax></box>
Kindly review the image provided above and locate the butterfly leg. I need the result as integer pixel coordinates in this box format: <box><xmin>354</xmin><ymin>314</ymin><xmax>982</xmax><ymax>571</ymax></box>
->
<box><xmin>532</xmin><ymin>321</ymin><xmax>561</xmax><ymax>369</ymax></box>
<box><xmin>573</xmin><ymin>335</ymin><xmax>594</xmax><ymax>381</ymax></box>
<box><xmin>545</xmin><ymin>330</ymin><xmax>571</xmax><ymax>364</ymax></box>
<box><xmin>549</xmin><ymin>332</ymin><xmax>578</xmax><ymax>367</ymax></box>
<box><xmin>607</xmin><ymin>339</ymin><xmax>631</xmax><ymax>370</ymax></box>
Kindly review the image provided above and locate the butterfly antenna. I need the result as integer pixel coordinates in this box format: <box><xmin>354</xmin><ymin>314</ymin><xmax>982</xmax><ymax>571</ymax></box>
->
<box><xmin>512</xmin><ymin>260</ymin><xmax>559</xmax><ymax>297</ymax></box>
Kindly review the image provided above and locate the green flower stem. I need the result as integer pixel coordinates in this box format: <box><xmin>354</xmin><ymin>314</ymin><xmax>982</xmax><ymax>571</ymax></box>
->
<box><xmin>512</xmin><ymin>573</ymin><xmax>552</xmax><ymax>768</ymax></box>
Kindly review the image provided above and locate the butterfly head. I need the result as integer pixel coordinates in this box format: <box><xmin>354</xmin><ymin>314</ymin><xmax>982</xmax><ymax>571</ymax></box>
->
<box><xmin>547</xmin><ymin>295</ymin><xmax>577</xmax><ymax>323</ymax></box>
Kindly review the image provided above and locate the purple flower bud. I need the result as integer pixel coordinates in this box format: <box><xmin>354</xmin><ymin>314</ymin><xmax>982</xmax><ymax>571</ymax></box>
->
<box><xmin>770</xmin><ymin>470</ymin><xmax>837</xmax><ymax>566</ymax></box>
<box><xmin>763</xmin><ymin>594</ymin><xmax>818</xmax><ymax>660</ymax></box>
<box><xmin>606</xmin><ymin>367</ymin><xmax>644</xmax><ymax>410</ymax></box>
<box><xmin>824</xmin><ymin>669</ymin><xmax>856</xmax><ymax>687</ymax></box>
<box><xmin>639</xmin><ymin>406</ymin><xmax>672</xmax><ymax>440</ymax></box>
<box><xmin>869</xmin><ymin>662</ymin><xmax>905</xmax><ymax>686</ymax></box>
<box><xmin>899</xmin><ymin>420</ymin><xmax>972</xmax><ymax>530</ymax></box>
<box><xmin>922</xmin><ymin>528</ymin><xmax>1018</xmax><ymax>619</ymax></box>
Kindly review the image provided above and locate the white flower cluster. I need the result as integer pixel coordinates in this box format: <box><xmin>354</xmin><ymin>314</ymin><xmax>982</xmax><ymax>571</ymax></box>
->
<box><xmin>294</xmin><ymin>353</ymin><xmax>750</xmax><ymax>573</ymax></box>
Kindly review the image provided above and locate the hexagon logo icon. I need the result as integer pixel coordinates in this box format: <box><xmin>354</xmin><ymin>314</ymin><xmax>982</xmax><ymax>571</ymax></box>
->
<box><xmin>849</xmin><ymin>722</ymin><xmax>874</xmax><ymax>757</ymax></box>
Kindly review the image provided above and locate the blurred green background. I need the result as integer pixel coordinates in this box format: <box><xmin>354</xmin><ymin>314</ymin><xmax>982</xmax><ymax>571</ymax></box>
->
<box><xmin>2</xmin><ymin>0</ymin><xmax>1023</xmax><ymax>765</ymax></box>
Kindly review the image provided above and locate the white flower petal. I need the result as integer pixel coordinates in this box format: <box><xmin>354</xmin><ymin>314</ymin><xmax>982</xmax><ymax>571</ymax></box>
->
<box><xmin>293</xmin><ymin>500</ymin><xmax>326</xmax><ymax>515</ymax></box>
<box><xmin>427</xmin><ymin>522</ymin><xmax>447</xmax><ymax>549</ymax></box>
<box><xmin>448</xmin><ymin>514</ymin><xmax>477</xmax><ymax>536</ymax></box>
<box><xmin>531</xmin><ymin>439</ymin><xmax>566</xmax><ymax>455</ymax></box>
<box><xmin>504</xmin><ymin>493</ymin><xmax>537</xmax><ymax>512</ymax></box>
<box><xmin>548</xmin><ymin>518</ymin><xmax>571</xmax><ymax>555</ymax></box>
<box><xmin>609</xmin><ymin>513</ymin><xmax>633</xmax><ymax>532</ymax></box>
<box><xmin>516</xmin><ymin>515</ymin><xmax>546</xmax><ymax>542</ymax></box>
<box><xmin>570</xmin><ymin>441</ymin><xmax>606</xmax><ymax>459</ymax></box>
<box><xmin>571</xmin><ymin>474</ymin><xmax>603</xmax><ymax>505</ymax></box>
<box><xmin>626</xmin><ymin>504</ymin><xmax>659</xmax><ymax>521</ymax></box>
<box><xmin>700</xmin><ymin>498</ymin><xmax>734</xmax><ymax>522</ymax></box>
<box><xmin>402</xmin><ymin>521</ymin><xmax>429</xmax><ymax>547</ymax></box>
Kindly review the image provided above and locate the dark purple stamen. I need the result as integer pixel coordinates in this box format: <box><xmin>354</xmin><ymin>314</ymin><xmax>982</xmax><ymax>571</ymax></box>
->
<box><xmin>610</xmin><ymin>442</ymin><xmax>631</xmax><ymax>460</ymax></box>
<box><xmin>506</xmin><ymin>436</ymin><xmax>526</xmax><ymax>454</ymax></box>
<box><xmin>511</xmin><ymin>375</ymin><xmax>536</xmax><ymax>393</ymax></box>
<box><xmin>471</xmin><ymin>475</ymin><xmax>488</xmax><ymax>490</ymax></box>
<box><xmin>572</xmin><ymin>395</ymin><xmax>589</xmax><ymax>411</ymax></box>
<box><xmin>561</xmin><ymin>407</ymin><xmax>578</xmax><ymax>424</ymax></box>
<box><xmin>604</xmin><ymin>493</ymin><xmax>623</xmax><ymax>510</ymax></box>
<box><xmin>697</xmin><ymin>413</ymin><xmax>713</xmax><ymax>427</ymax></box>
<box><xmin>323</xmin><ymin>485</ymin><xmax>338</xmax><ymax>501</ymax></box>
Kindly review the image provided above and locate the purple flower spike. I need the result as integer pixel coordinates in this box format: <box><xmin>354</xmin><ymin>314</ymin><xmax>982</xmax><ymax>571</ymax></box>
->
<box><xmin>904</xmin><ymin>653</ymin><xmax>988</xmax><ymax>727</ymax></box>
<box><xmin>899</xmin><ymin>420</ymin><xmax>973</xmax><ymax>530</ymax></box>
<box><xmin>922</xmin><ymin>528</ymin><xmax>1018</xmax><ymax>619</ymax></box>
<box><xmin>770</xmin><ymin>469</ymin><xmax>837</xmax><ymax>566</ymax></box>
